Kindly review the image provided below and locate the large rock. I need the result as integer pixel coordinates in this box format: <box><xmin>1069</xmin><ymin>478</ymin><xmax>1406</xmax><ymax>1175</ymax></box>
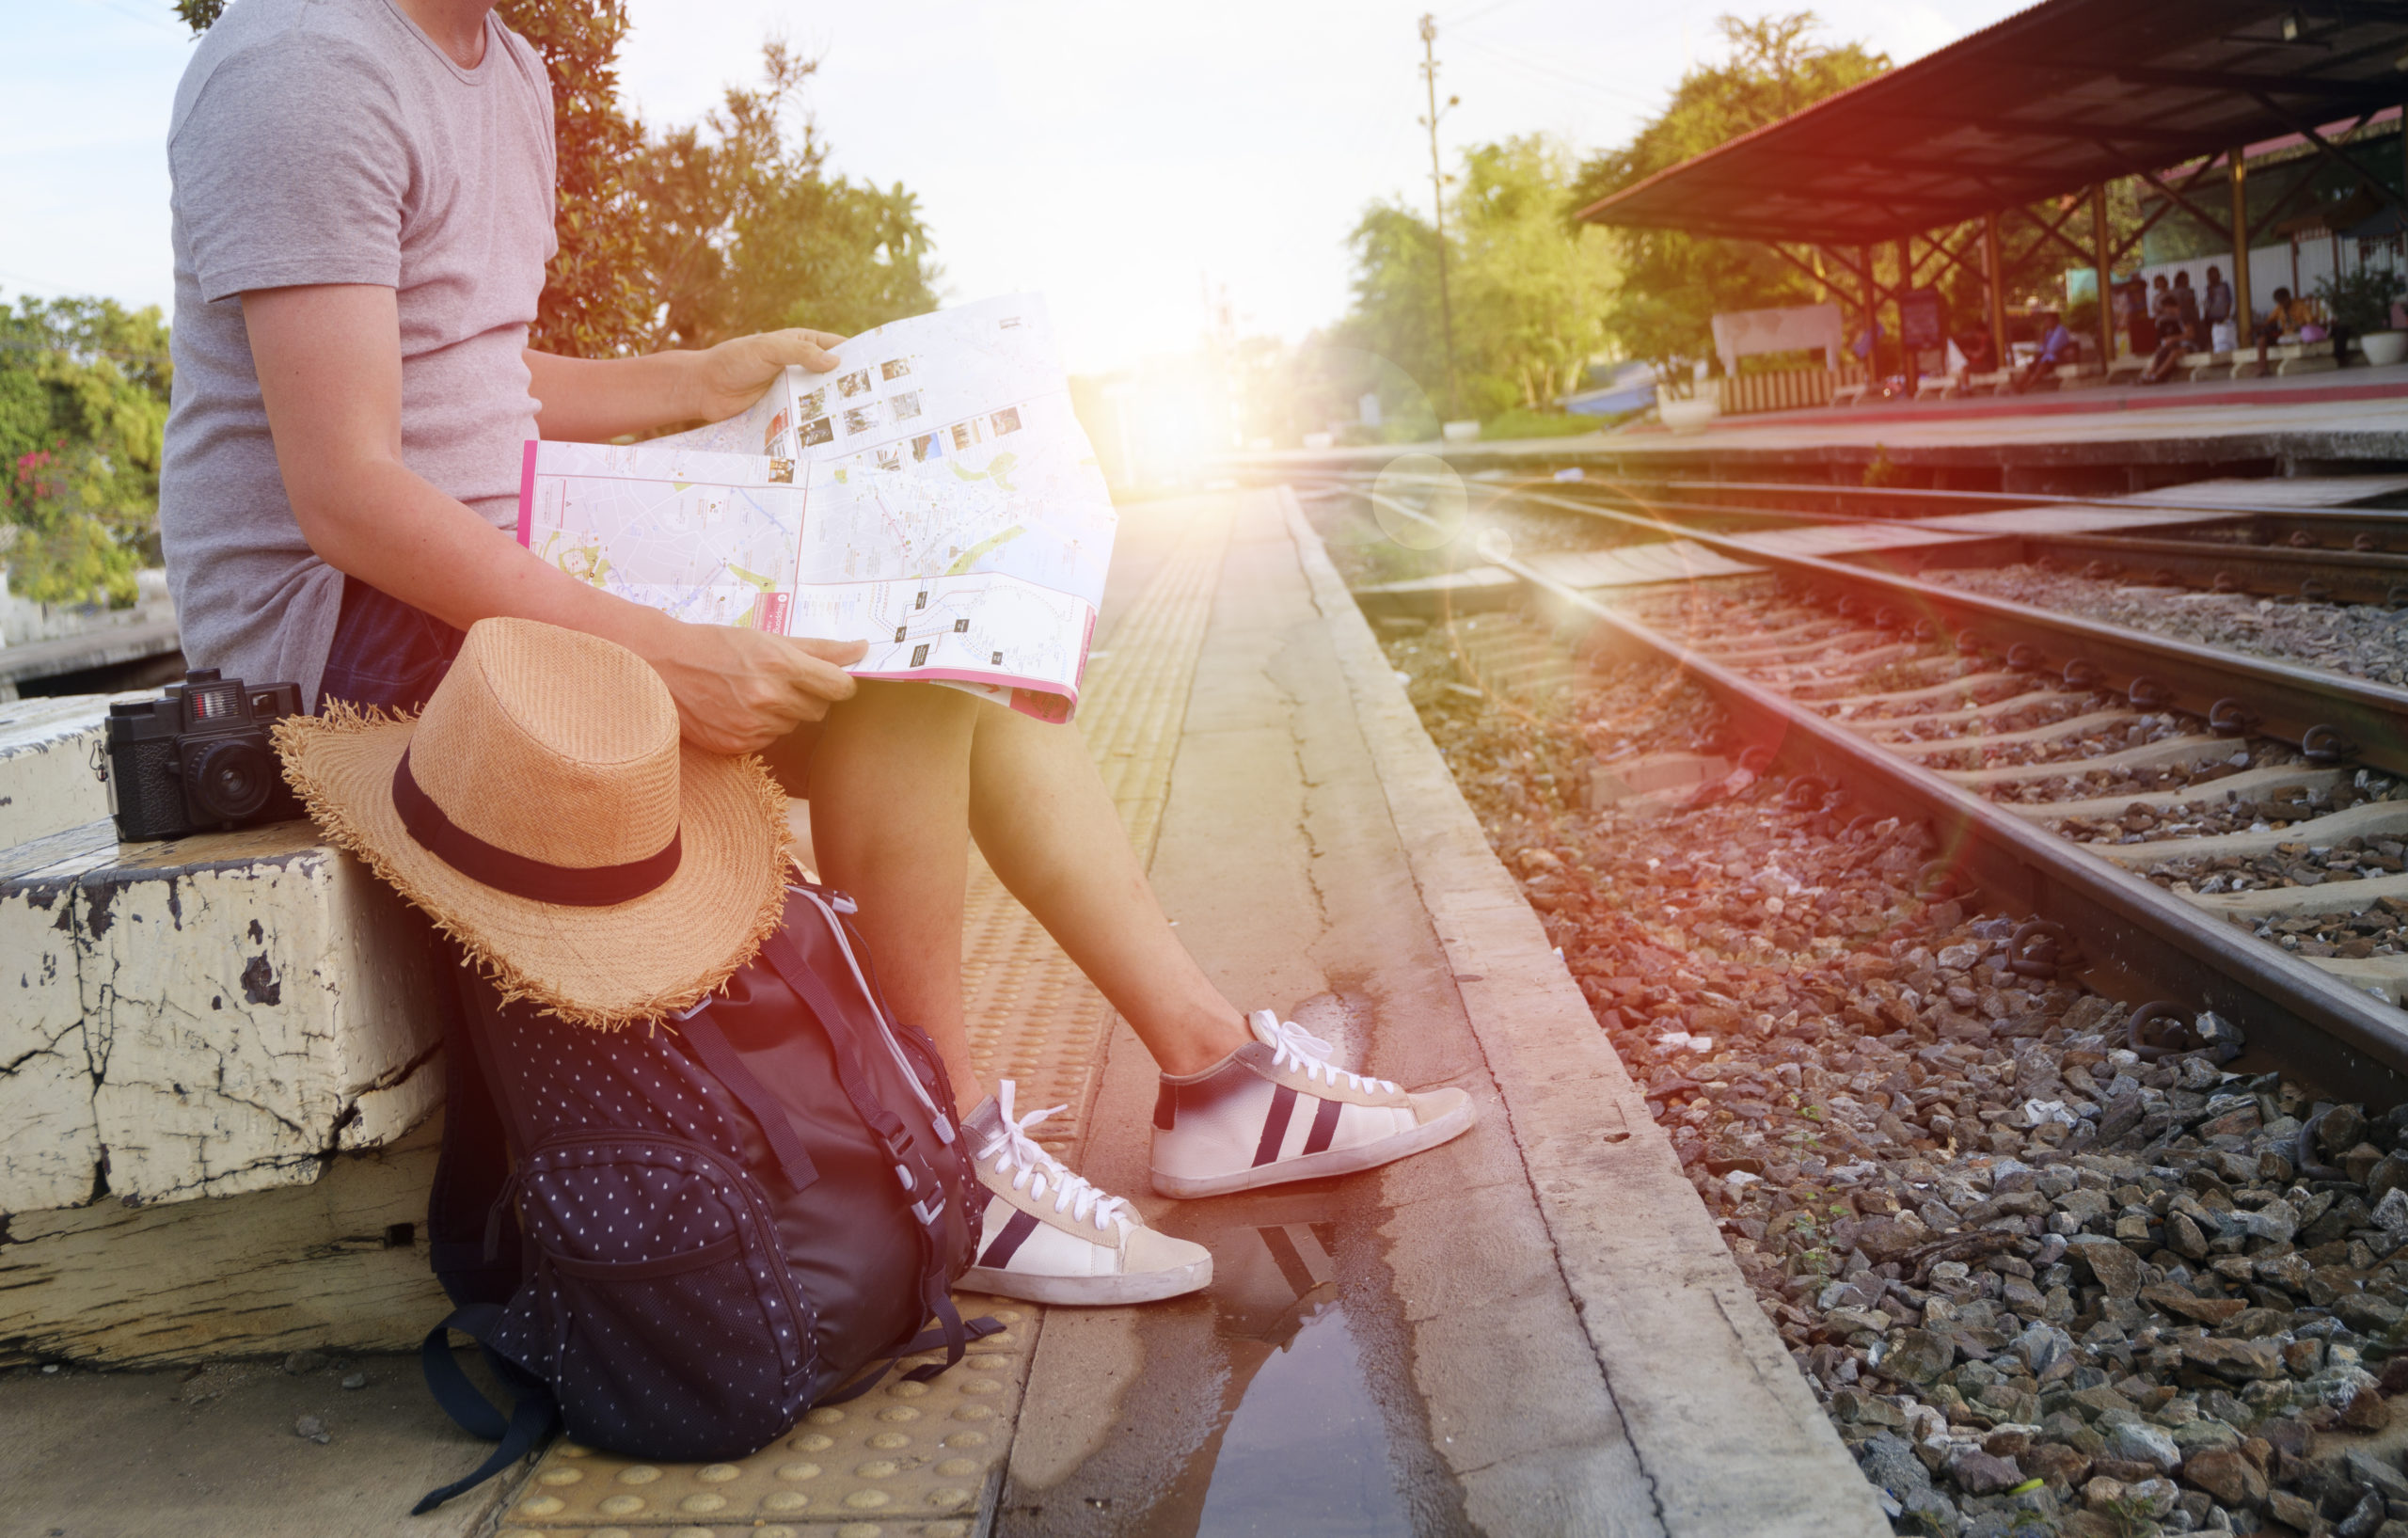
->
<box><xmin>1882</xmin><ymin>1328</ymin><xmax>1956</xmax><ymax>1387</ymax></box>
<box><xmin>2102</xmin><ymin>1419</ymin><xmax>2181</xmax><ymax>1474</ymax></box>
<box><xmin>2180</xmin><ymin>1446</ymin><xmax>2268</xmax><ymax>1507</ymax></box>
<box><xmin>2067</xmin><ymin>1234</ymin><xmax>2142</xmax><ymax>1299</ymax></box>
<box><xmin>1945</xmin><ymin>1446</ymin><xmax>2024</xmax><ymax>1496</ymax></box>
<box><xmin>2178</xmin><ymin>1336</ymin><xmax>2287</xmax><ymax>1382</ymax></box>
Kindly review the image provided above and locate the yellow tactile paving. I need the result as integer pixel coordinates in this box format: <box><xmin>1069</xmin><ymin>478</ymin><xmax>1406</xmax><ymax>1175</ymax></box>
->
<box><xmin>503</xmin><ymin>497</ymin><xmax>1233</xmax><ymax>1534</ymax></box>
<box><xmin>494</xmin><ymin>1299</ymin><xmax>1034</xmax><ymax>1538</ymax></box>
<box><xmin>959</xmin><ymin>499</ymin><xmax>1234</xmax><ymax>1150</ymax></box>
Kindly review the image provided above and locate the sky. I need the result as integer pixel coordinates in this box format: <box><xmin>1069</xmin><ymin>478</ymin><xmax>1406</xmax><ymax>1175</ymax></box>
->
<box><xmin>3</xmin><ymin>0</ymin><xmax>2030</xmax><ymax>373</ymax></box>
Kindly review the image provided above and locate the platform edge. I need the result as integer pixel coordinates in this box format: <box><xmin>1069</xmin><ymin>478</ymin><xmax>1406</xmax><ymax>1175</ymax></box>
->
<box><xmin>1276</xmin><ymin>485</ymin><xmax>1893</xmax><ymax>1538</ymax></box>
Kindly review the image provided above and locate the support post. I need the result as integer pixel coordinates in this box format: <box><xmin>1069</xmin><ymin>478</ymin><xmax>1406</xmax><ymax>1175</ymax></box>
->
<box><xmin>1896</xmin><ymin>235</ymin><xmax>1918</xmax><ymax>395</ymax></box>
<box><xmin>1860</xmin><ymin>244</ymin><xmax>1877</xmax><ymax>384</ymax></box>
<box><xmin>1983</xmin><ymin>211</ymin><xmax>2009</xmax><ymax>369</ymax></box>
<box><xmin>2090</xmin><ymin>182</ymin><xmax>2115</xmax><ymax>368</ymax></box>
<box><xmin>2230</xmin><ymin>147</ymin><xmax>2253</xmax><ymax>336</ymax></box>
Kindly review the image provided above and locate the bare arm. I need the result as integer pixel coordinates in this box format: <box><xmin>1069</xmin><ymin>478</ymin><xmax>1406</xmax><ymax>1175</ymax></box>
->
<box><xmin>245</xmin><ymin>284</ymin><xmax>862</xmax><ymax>752</ymax></box>
<box><xmin>522</xmin><ymin>327</ymin><xmax>847</xmax><ymax>442</ymax></box>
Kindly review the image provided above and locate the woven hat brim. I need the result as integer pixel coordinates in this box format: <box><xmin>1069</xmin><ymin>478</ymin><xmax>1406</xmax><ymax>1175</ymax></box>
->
<box><xmin>274</xmin><ymin>704</ymin><xmax>790</xmax><ymax>1029</ymax></box>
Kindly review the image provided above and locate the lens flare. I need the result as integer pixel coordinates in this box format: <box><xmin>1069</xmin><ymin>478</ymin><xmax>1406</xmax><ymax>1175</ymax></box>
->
<box><xmin>1372</xmin><ymin>453</ymin><xmax>1466</xmax><ymax>550</ymax></box>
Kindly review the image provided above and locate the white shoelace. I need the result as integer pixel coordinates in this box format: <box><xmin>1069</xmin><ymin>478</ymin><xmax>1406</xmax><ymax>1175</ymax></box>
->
<box><xmin>978</xmin><ymin>1081</ymin><xmax>1133</xmax><ymax>1234</ymax></box>
<box><xmin>1259</xmin><ymin>1016</ymin><xmax>1400</xmax><ymax>1095</ymax></box>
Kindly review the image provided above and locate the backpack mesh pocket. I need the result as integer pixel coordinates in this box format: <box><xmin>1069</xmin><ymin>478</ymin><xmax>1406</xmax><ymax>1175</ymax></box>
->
<box><xmin>497</xmin><ymin>1134</ymin><xmax>815</xmax><ymax>1460</ymax></box>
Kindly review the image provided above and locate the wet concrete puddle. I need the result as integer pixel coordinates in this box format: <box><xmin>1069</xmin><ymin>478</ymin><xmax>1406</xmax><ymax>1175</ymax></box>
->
<box><xmin>1004</xmin><ymin>1176</ymin><xmax>1461</xmax><ymax>1537</ymax></box>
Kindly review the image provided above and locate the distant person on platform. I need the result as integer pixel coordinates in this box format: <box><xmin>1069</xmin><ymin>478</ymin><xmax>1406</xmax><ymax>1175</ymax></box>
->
<box><xmin>2201</xmin><ymin>265</ymin><xmax>2234</xmax><ymax>351</ymax></box>
<box><xmin>2171</xmin><ymin>271</ymin><xmax>2202</xmax><ymax>351</ymax></box>
<box><xmin>2008</xmin><ymin>311</ymin><xmax>2076</xmax><ymax>394</ymax></box>
<box><xmin>1955</xmin><ymin>327</ymin><xmax>1996</xmax><ymax>377</ymax></box>
<box><xmin>2140</xmin><ymin>289</ymin><xmax>2191</xmax><ymax>385</ymax></box>
<box><xmin>2252</xmin><ymin>286</ymin><xmax>2319</xmax><ymax>369</ymax></box>
<box><xmin>2116</xmin><ymin>278</ymin><xmax>2153</xmax><ymax>358</ymax></box>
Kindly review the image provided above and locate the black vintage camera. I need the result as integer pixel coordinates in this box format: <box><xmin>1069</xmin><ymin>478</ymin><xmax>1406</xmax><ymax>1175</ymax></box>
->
<box><xmin>103</xmin><ymin>669</ymin><xmax>307</xmax><ymax>841</ymax></box>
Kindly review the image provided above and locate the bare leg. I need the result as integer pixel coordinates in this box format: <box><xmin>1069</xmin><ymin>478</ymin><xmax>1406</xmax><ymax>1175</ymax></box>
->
<box><xmin>806</xmin><ymin>682</ymin><xmax>982</xmax><ymax>1109</ymax></box>
<box><xmin>965</xmin><ymin>705</ymin><xmax>1248</xmax><ymax>1078</ymax></box>
<box><xmin>806</xmin><ymin>683</ymin><xmax>1248</xmax><ymax>1117</ymax></box>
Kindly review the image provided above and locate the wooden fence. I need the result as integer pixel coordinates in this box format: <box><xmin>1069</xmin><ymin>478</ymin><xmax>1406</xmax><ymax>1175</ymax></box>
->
<box><xmin>1713</xmin><ymin>365</ymin><xmax>1867</xmax><ymax>417</ymax></box>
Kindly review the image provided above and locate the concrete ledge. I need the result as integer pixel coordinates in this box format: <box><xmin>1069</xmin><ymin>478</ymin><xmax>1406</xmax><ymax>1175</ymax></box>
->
<box><xmin>0</xmin><ymin>692</ymin><xmax>135</xmax><ymax>848</ymax></box>
<box><xmin>1281</xmin><ymin>487</ymin><xmax>1891</xmax><ymax>1535</ymax></box>
<box><xmin>0</xmin><ymin>620</ymin><xmax>181</xmax><ymax>696</ymax></box>
<box><xmin>3</xmin><ymin>816</ymin><xmax>443</xmax><ymax>1215</ymax></box>
<box><xmin>0</xmin><ymin>1118</ymin><xmax>444</xmax><ymax>1366</ymax></box>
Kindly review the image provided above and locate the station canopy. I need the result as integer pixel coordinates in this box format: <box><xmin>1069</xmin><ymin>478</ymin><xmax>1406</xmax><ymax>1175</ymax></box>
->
<box><xmin>1576</xmin><ymin>0</ymin><xmax>2408</xmax><ymax>248</ymax></box>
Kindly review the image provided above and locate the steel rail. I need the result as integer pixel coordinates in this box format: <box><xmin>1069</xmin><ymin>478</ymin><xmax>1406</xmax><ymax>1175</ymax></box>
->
<box><xmin>1495</xmin><ymin>487</ymin><xmax>2408</xmax><ymax>778</ymax></box>
<box><xmin>1654</xmin><ymin>477</ymin><xmax>2408</xmax><ymax>529</ymax></box>
<box><xmin>1345</xmin><ymin>482</ymin><xmax>2408</xmax><ymax>1102</ymax></box>
<box><xmin>1551</xmin><ymin>482</ymin><xmax>2408</xmax><ymax>558</ymax></box>
<box><xmin>1920</xmin><ymin>528</ymin><xmax>2408</xmax><ymax>607</ymax></box>
<box><xmin>1307</xmin><ymin>468</ymin><xmax>2408</xmax><ymax>560</ymax></box>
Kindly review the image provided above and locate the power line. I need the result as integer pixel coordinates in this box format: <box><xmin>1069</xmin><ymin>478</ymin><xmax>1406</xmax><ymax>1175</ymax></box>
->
<box><xmin>1457</xmin><ymin>39</ymin><xmax>1654</xmax><ymax>108</ymax></box>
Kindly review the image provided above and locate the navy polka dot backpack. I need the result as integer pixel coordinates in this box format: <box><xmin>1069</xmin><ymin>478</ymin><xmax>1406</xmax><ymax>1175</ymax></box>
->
<box><xmin>411</xmin><ymin>881</ymin><xmax>991</xmax><ymax>1512</ymax></box>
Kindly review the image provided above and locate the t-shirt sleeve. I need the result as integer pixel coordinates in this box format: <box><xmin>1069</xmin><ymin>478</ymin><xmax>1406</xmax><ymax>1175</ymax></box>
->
<box><xmin>170</xmin><ymin>39</ymin><xmax>411</xmax><ymax>303</ymax></box>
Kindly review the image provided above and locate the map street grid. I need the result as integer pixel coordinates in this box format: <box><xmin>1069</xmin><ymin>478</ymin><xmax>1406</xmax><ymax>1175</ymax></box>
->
<box><xmin>516</xmin><ymin>295</ymin><xmax>1117</xmax><ymax>718</ymax></box>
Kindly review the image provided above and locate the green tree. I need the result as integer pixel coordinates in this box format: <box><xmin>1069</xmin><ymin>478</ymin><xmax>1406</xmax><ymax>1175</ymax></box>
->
<box><xmin>179</xmin><ymin>3</ymin><xmax>941</xmax><ymax>360</ymax></box>
<box><xmin>1331</xmin><ymin>135</ymin><xmax>1614</xmax><ymax>428</ymax></box>
<box><xmin>634</xmin><ymin>43</ymin><xmax>942</xmax><ymax>353</ymax></box>
<box><xmin>496</xmin><ymin>0</ymin><xmax>656</xmax><ymax>357</ymax></box>
<box><xmin>1453</xmin><ymin>136</ymin><xmax>1617</xmax><ymax>414</ymax></box>
<box><xmin>0</xmin><ymin>299</ymin><xmax>174</xmax><ymax>605</ymax></box>
<box><xmin>1568</xmin><ymin>12</ymin><xmax>1889</xmax><ymax>380</ymax></box>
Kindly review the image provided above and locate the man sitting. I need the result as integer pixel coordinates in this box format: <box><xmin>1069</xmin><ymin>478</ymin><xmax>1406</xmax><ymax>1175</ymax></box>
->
<box><xmin>2252</xmin><ymin>286</ymin><xmax>2318</xmax><ymax>368</ymax></box>
<box><xmin>2008</xmin><ymin>312</ymin><xmax>2075</xmax><ymax>394</ymax></box>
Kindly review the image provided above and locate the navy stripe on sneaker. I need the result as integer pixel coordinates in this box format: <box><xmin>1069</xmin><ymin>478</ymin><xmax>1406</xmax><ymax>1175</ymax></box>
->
<box><xmin>1251</xmin><ymin>1085</ymin><xmax>1299</xmax><ymax>1166</ymax></box>
<box><xmin>1302</xmin><ymin>1095</ymin><xmax>1343</xmax><ymax>1155</ymax></box>
<box><xmin>978</xmin><ymin>1209</ymin><xmax>1040</xmax><ymax>1269</ymax></box>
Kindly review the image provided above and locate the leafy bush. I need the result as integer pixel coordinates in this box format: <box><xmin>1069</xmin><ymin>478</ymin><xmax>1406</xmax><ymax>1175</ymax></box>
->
<box><xmin>0</xmin><ymin>298</ymin><xmax>171</xmax><ymax>606</ymax></box>
<box><xmin>1481</xmin><ymin>409</ymin><xmax>1603</xmax><ymax>441</ymax></box>
<box><xmin>2315</xmin><ymin>266</ymin><xmax>2406</xmax><ymax>335</ymax></box>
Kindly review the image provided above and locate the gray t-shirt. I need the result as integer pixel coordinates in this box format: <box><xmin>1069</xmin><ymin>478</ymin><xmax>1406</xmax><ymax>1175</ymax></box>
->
<box><xmin>161</xmin><ymin>0</ymin><xmax>555</xmax><ymax>705</ymax></box>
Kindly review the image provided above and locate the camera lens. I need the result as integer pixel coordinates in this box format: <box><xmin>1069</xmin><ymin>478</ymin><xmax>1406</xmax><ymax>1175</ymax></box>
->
<box><xmin>183</xmin><ymin>737</ymin><xmax>276</xmax><ymax>823</ymax></box>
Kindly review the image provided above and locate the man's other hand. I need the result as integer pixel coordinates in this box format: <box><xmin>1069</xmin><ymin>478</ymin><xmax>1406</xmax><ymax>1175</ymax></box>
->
<box><xmin>644</xmin><ymin>622</ymin><xmax>867</xmax><ymax>754</ymax></box>
<box><xmin>686</xmin><ymin>328</ymin><xmax>848</xmax><ymax>424</ymax></box>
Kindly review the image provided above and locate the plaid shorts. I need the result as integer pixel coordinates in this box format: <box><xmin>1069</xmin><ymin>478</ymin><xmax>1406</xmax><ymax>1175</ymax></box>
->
<box><xmin>316</xmin><ymin>577</ymin><xmax>466</xmax><ymax>714</ymax></box>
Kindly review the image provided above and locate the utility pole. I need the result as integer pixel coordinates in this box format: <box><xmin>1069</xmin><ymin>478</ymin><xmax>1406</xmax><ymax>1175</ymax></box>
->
<box><xmin>1418</xmin><ymin>13</ymin><xmax>1462</xmax><ymax>420</ymax></box>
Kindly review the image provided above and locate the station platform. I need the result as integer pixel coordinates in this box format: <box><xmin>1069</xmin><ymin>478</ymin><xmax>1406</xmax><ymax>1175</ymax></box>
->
<box><xmin>1260</xmin><ymin>364</ymin><xmax>2408</xmax><ymax>489</ymax></box>
<box><xmin>0</xmin><ymin>489</ymin><xmax>1888</xmax><ymax>1536</ymax></box>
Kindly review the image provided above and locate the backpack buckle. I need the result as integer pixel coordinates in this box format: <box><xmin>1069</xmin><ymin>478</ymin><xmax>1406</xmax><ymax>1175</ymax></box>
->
<box><xmin>911</xmin><ymin>1194</ymin><xmax>946</xmax><ymax>1228</ymax></box>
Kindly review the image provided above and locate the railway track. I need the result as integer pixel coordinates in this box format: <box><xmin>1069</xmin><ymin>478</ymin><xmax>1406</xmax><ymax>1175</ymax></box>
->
<box><xmin>1581</xmin><ymin>479</ymin><xmax>2408</xmax><ymax>602</ymax></box>
<box><xmin>1314</xmin><ymin>471</ymin><xmax>2408</xmax><ymax>1105</ymax></box>
<box><xmin>1299</xmin><ymin>470</ymin><xmax>2408</xmax><ymax>1533</ymax></box>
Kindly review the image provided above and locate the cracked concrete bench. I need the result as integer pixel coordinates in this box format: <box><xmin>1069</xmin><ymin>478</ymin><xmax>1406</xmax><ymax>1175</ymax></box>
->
<box><xmin>2</xmin><ymin>694</ymin><xmax>448</xmax><ymax>1363</ymax></box>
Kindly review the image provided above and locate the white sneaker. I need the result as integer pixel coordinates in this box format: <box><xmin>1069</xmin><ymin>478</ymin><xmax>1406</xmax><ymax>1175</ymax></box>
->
<box><xmin>959</xmin><ymin>1082</ymin><xmax>1213</xmax><ymax>1306</ymax></box>
<box><xmin>1149</xmin><ymin>1011</ymin><xmax>1476</xmax><ymax>1199</ymax></box>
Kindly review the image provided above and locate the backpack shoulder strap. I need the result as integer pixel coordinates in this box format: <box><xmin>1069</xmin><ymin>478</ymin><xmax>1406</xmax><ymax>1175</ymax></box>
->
<box><xmin>410</xmin><ymin>1305</ymin><xmax>559</xmax><ymax>1514</ymax></box>
<box><xmin>425</xmin><ymin>940</ymin><xmax>520</xmax><ymax>1308</ymax></box>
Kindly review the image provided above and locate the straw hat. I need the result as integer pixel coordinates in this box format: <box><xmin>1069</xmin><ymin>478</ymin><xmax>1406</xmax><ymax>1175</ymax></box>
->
<box><xmin>273</xmin><ymin>617</ymin><xmax>790</xmax><ymax>1029</ymax></box>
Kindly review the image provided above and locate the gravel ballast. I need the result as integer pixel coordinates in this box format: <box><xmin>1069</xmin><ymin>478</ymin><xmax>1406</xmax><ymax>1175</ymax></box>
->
<box><xmin>1382</xmin><ymin>611</ymin><xmax>2408</xmax><ymax>1538</ymax></box>
<box><xmin>1927</xmin><ymin>565</ymin><xmax>2408</xmax><ymax>689</ymax></box>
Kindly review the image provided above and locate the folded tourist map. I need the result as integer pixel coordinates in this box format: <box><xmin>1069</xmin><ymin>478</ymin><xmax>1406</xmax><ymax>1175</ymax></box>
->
<box><xmin>515</xmin><ymin>294</ymin><xmax>1116</xmax><ymax>721</ymax></box>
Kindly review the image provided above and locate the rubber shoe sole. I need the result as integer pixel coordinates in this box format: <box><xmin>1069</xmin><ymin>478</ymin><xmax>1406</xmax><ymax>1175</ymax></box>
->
<box><xmin>959</xmin><ymin>1252</ymin><xmax>1212</xmax><ymax>1307</ymax></box>
<box><xmin>1149</xmin><ymin>1092</ymin><xmax>1475</xmax><ymax>1199</ymax></box>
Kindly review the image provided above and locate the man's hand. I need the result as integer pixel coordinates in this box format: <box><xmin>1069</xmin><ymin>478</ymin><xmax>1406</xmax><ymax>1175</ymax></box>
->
<box><xmin>640</xmin><ymin>622</ymin><xmax>867</xmax><ymax>754</ymax></box>
<box><xmin>682</xmin><ymin>327</ymin><xmax>848</xmax><ymax>425</ymax></box>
